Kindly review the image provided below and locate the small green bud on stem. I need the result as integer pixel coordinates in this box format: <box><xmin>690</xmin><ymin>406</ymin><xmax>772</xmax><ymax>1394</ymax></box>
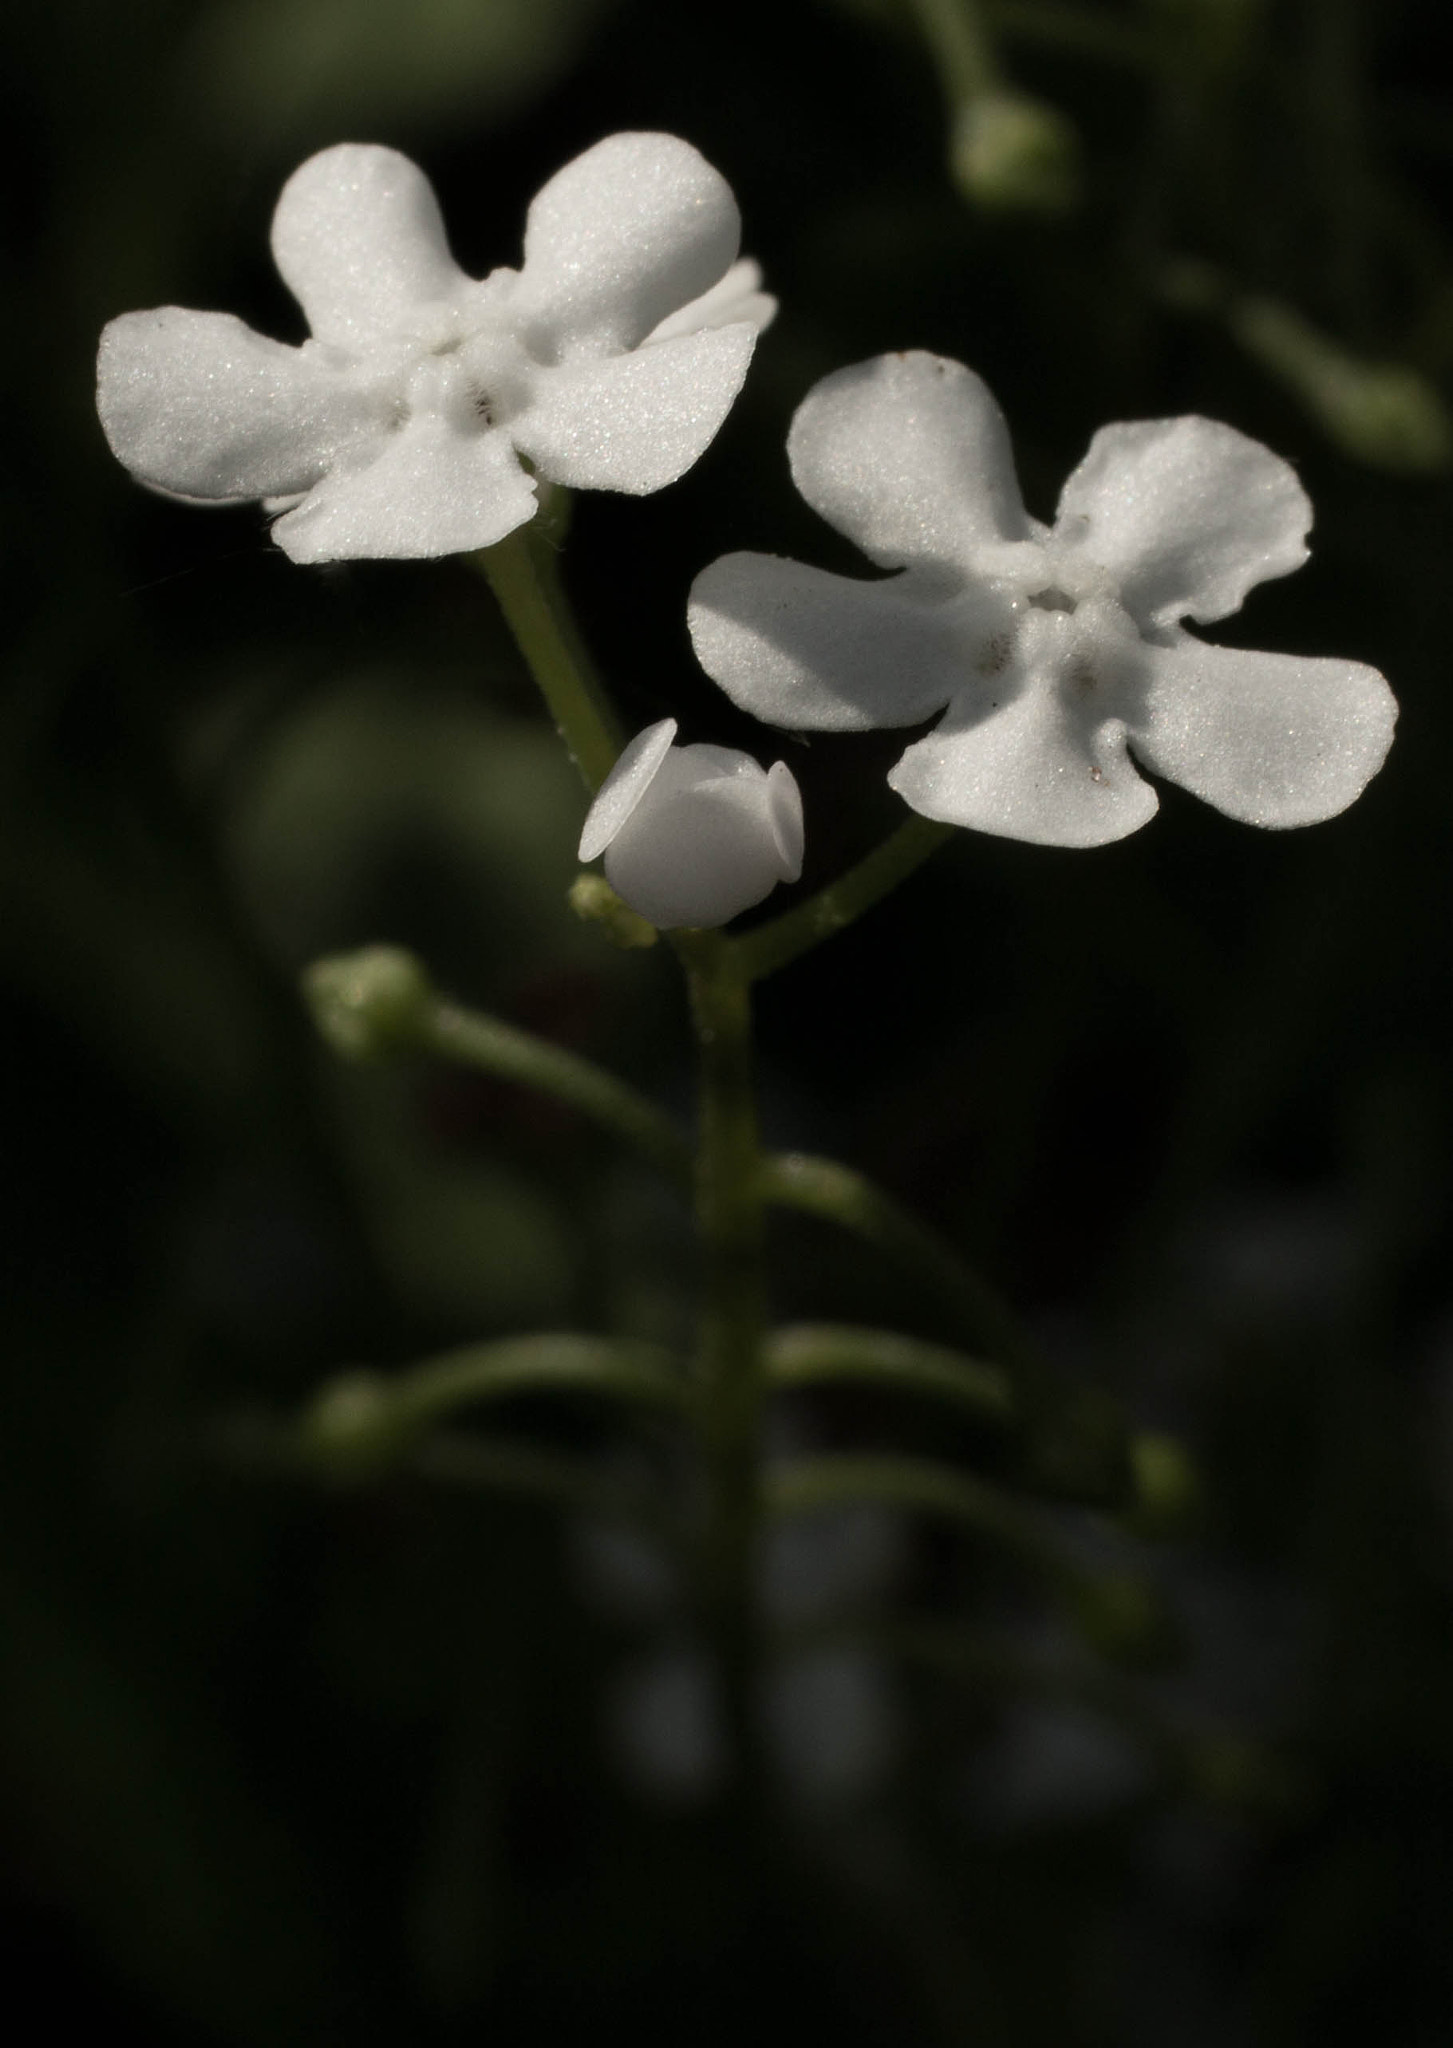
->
<box><xmin>301</xmin><ymin>1371</ymin><xmax>411</xmax><ymax>1480</ymax></box>
<box><xmin>303</xmin><ymin>945</ymin><xmax>433</xmax><ymax>1060</ymax></box>
<box><xmin>951</xmin><ymin>92</ymin><xmax>1080</xmax><ymax>214</ymax></box>
<box><xmin>568</xmin><ymin>872</ymin><xmax>659</xmax><ymax>949</ymax></box>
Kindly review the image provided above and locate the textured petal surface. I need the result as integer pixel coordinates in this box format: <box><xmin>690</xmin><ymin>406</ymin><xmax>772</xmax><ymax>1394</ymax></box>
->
<box><xmin>578</xmin><ymin>719</ymin><xmax>677</xmax><ymax>861</ymax></box>
<box><xmin>97</xmin><ymin>309</ymin><xmax>376</xmax><ymax>501</ymax></box>
<box><xmin>271</xmin><ymin>144</ymin><xmax>469</xmax><ymax>349</ymax></box>
<box><xmin>689</xmin><ymin>553</ymin><xmax>982</xmax><ymax>731</ymax></box>
<box><xmin>517</xmin><ymin>133</ymin><xmax>741</xmax><ymax>356</ymax></box>
<box><xmin>645</xmin><ymin>258</ymin><xmax>776</xmax><ymax>342</ymax></box>
<box><xmin>272</xmin><ymin>419</ymin><xmax>536</xmax><ymax>562</ymax></box>
<box><xmin>1128</xmin><ymin>633</ymin><xmax>1397</xmax><ymax>826</ymax></box>
<box><xmin>512</xmin><ymin>325</ymin><xmax>756</xmax><ymax>493</ymax></box>
<box><xmin>1054</xmin><ymin>416</ymin><xmax>1311</xmax><ymax>629</ymax></box>
<box><xmin>888</xmin><ymin>647</ymin><xmax>1160</xmax><ymax>849</ymax></box>
<box><xmin>787</xmin><ymin>353</ymin><xmax>1031</xmax><ymax>574</ymax></box>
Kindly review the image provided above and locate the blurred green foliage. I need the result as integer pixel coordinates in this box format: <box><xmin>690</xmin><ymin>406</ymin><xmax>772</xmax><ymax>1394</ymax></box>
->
<box><xmin>4</xmin><ymin>1</ymin><xmax>1453</xmax><ymax>2043</ymax></box>
<box><xmin>189</xmin><ymin>0</ymin><xmax>618</xmax><ymax>140</ymax></box>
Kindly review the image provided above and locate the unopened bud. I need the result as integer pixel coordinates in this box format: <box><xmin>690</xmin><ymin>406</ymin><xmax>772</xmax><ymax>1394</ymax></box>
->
<box><xmin>950</xmin><ymin>92</ymin><xmax>1079</xmax><ymax>214</ymax></box>
<box><xmin>578</xmin><ymin>719</ymin><xmax>804</xmax><ymax>931</ymax></box>
<box><xmin>302</xmin><ymin>1370</ymin><xmax>407</xmax><ymax>1480</ymax></box>
<box><xmin>303</xmin><ymin>944</ymin><xmax>432</xmax><ymax>1060</ymax></box>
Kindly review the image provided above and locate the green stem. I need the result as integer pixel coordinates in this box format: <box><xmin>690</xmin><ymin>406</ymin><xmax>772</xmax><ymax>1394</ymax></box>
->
<box><xmin>303</xmin><ymin>1334</ymin><xmax>685</xmax><ymax>1474</ymax></box>
<box><xmin>765</xmin><ymin>1323</ymin><xmax>1013</xmax><ymax>1425</ymax></box>
<box><xmin>211</xmin><ymin>1413</ymin><xmax>663</xmax><ymax>1529</ymax></box>
<box><xmin>423</xmin><ymin>997</ymin><xmax>692</xmax><ymax>1187</ymax></box>
<box><xmin>732</xmin><ymin>815</ymin><xmax>955</xmax><ymax>983</ymax></box>
<box><xmin>908</xmin><ymin>0</ymin><xmax>1002</xmax><ymax>101</ymax></box>
<box><xmin>681</xmin><ymin>932</ymin><xmax>768</xmax><ymax>1779</ymax></box>
<box><xmin>473</xmin><ymin>520</ymin><xmax>622</xmax><ymax>790</ymax></box>
<box><xmin>387</xmin><ymin>1334</ymin><xmax>682</xmax><ymax>1420</ymax></box>
<box><xmin>760</xmin><ymin>1154</ymin><xmax>1134</xmax><ymax>1504</ymax></box>
<box><xmin>759</xmin><ymin>1151</ymin><xmax>1038</xmax><ymax>1375</ymax></box>
<box><xmin>990</xmin><ymin>1</ymin><xmax>1150</xmax><ymax>69</ymax></box>
<box><xmin>766</xmin><ymin>1454</ymin><xmax>1170</xmax><ymax>1660</ymax></box>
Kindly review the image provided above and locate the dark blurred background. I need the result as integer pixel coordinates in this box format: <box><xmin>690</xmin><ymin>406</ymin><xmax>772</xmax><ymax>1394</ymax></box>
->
<box><xmin>4</xmin><ymin>1</ymin><xmax>1453</xmax><ymax>2041</ymax></box>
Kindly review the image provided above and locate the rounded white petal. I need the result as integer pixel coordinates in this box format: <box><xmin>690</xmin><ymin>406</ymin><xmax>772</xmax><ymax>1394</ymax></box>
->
<box><xmin>689</xmin><ymin>552</ymin><xmax>984</xmax><ymax>731</ymax></box>
<box><xmin>888</xmin><ymin>649</ymin><xmax>1160</xmax><ymax>849</ymax></box>
<box><xmin>97</xmin><ymin>308</ymin><xmax>375</xmax><ymax>501</ymax></box>
<box><xmin>272</xmin><ymin>417</ymin><xmax>537</xmax><ymax>562</ymax></box>
<box><xmin>1127</xmin><ymin>633</ymin><xmax>1397</xmax><ymax>826</ymax></box>
<box><xmin>516</xmin><ymin>132</ymin><xmax>741</xmax><ymax>356</ymax></box>
<box><xmin>645</xmin><ymin>258</ymin><xmax>776</xmax><ymax>343</ymax></box>
<box><xmin>787</xmin><ymin>353</ymin><xmax>1032</xmax><ymax>575</ymax></box>
<box><xmin>271</xmin><ymin>144</ymin><xmax>470</xmax><ymax>350</ymax></box>
<box><xmin>766</xmin><ymin>760</ymin><xmax>805</xmax><ymax>879</ymax></box>
<box><xmin>601</xmin><ymin>743</ymin><xmax>802</xmax><ymax>928</ymax></box>
<box><xmin>511</xmin><ymin>325</ymin><xmax>756</xmax><ymax>494</ymax></box>
<box><xmin>1054</xmin><ymin>416</ymin><xmax>1311</xmax><ymax>630</ymax></box>
<box><xmin>577</xmin><ymin>719</ymin><xmax>678</xmax><ymax>861</ymax></box>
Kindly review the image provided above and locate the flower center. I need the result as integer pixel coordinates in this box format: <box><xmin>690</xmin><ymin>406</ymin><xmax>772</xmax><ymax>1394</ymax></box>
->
<box><xmin>377</xmin><ymin>316</ymin><xmax>537</xmax><ymax>438</ymax></box>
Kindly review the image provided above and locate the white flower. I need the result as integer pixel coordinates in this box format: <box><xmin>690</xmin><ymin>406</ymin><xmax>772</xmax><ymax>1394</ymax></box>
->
<box><xmin>688</xmin><ymin>351</ymin><xmax>1397</xmax><ymax>847</ymax></box>
<box><xmin>96</xmin><ymin>134</ymin><xmax>773</xmax><ymax>564</ymax></box>
<box><xmin>577</xmin><ymin>718</ymin><xmax>803</xmax><ymax>929</ymax></box>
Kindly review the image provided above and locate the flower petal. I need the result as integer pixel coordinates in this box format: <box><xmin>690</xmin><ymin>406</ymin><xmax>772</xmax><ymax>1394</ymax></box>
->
<box><xmin>1127</xmin><ymin>632</ymin><xmax>1397</xmax><ymax>826</ymax></box>
<box><xmin>645</xmin><ymin>258</ymin><xmax>776</xmax><ymax>343</ymax></box>
<box><xmin>888</xmin><ymin>679</ymin><xmax>1159</xmax><ymax>848</ymax></box>
<box><xmin>516</xmin><ymin>133</ymin><xmax>741</xmax><ymax>356</ymax></box>
<box><xmin>511</xmin><ymin>325</ymin><xmax>757</xmax><ymax>493</ymax></box>
<box><xmin>689</xmin><ymin>552</ymin><xmax>983</xmax><ymax>731</ymax></box>
<box><xmin>786</xmin><ymin>353</ymin><xmax>1032</xmax><ymax>575</ymax></box>
<box><xmin>271</xmin><ymin>144</ymin><xmax>470</xmax><ymax>350</ymax></box>
<box><xmin>272</xmin><ymin>418</ymin><xmax>537</xmax><ymax>562</ymax></box>
<box><xmin>1054</xmin><ymin>416</ymin><xmax>1311</xmax><ymax>629</ymax></box>
<box><xmin>578</xmin><ymin>719</ymin><xmax>678</xmax><ymax>861</ymax></box>
<box><xmin>97</xmin><ymin>308</ymin><xmax>374</xmax><ymax>501</ymax></box>
<box><xmin>766</xmin><ymin>760</ymin><xmax>805</xmax><ymax>880</ymax></box>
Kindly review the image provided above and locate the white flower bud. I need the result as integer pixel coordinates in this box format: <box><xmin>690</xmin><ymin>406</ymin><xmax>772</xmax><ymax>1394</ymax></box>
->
<box><xmin>578</xmin><ymin>720</ymin><xmax>803</xmax><ymax>930</ymax></box>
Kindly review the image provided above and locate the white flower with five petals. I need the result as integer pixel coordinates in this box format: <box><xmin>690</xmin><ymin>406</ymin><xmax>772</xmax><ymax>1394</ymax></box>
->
<box><xmin>578</xmin><ymin>719</ymin><xmax>803</xmax><ymax>929</ymax></box>
<box><xmin>97</xmin><ymin>134</ymin><xmax>773</xmax><ymax>564</ymax></box>
<box><xmin>688</xmin><ymin>352</ymin><xmax>1396</xmax><ymax>846</ymax></box>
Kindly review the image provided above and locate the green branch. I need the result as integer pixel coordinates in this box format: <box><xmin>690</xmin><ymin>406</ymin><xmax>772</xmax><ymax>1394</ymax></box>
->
<box><xmin>909</xmin><ymin>0</ymin><xmax>1002</xmax><ymax>100</ymax></box>
<box><xmin>765</xmin><ymin>1323</ymin><xmax>1013</xmax><ymax>1425</ymax></box>
<box><xmin>473</xmin><ymin>515</ymin><xmax>622</xmax><ymax>790</ymax></box>
<box><xmin>766</xmin><ymin>1453</ymin><xmax>1172</xmax><ymax>1662</ymax></box>
<box><xmin>680</xmin><ymin>931</ymin><xmax>769</xmax><ymax>1773</ymax></box>
<box><xmin>759</xmin><ymin>1151</ymin><xmax>1038</xmax><ymax>1374</ymax></box>
<box><xmin>732</xmin><ymin>816</ymin><xmax>954</xmax><ymax>983</ymax></box>
<box><xmin>304</xmin><ymin>947</ymin><xmax>691</xmax><ymax>1189</ymax></box>
<box><xmin>424</xmin><ymin>999</ymin><xmax>691</xmax><ymax>1186</ymax></box>
<box><xmin>304</xmin><ymin>1332</ymin><xmax>684</xmax><ymax>1465</ymax></box>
